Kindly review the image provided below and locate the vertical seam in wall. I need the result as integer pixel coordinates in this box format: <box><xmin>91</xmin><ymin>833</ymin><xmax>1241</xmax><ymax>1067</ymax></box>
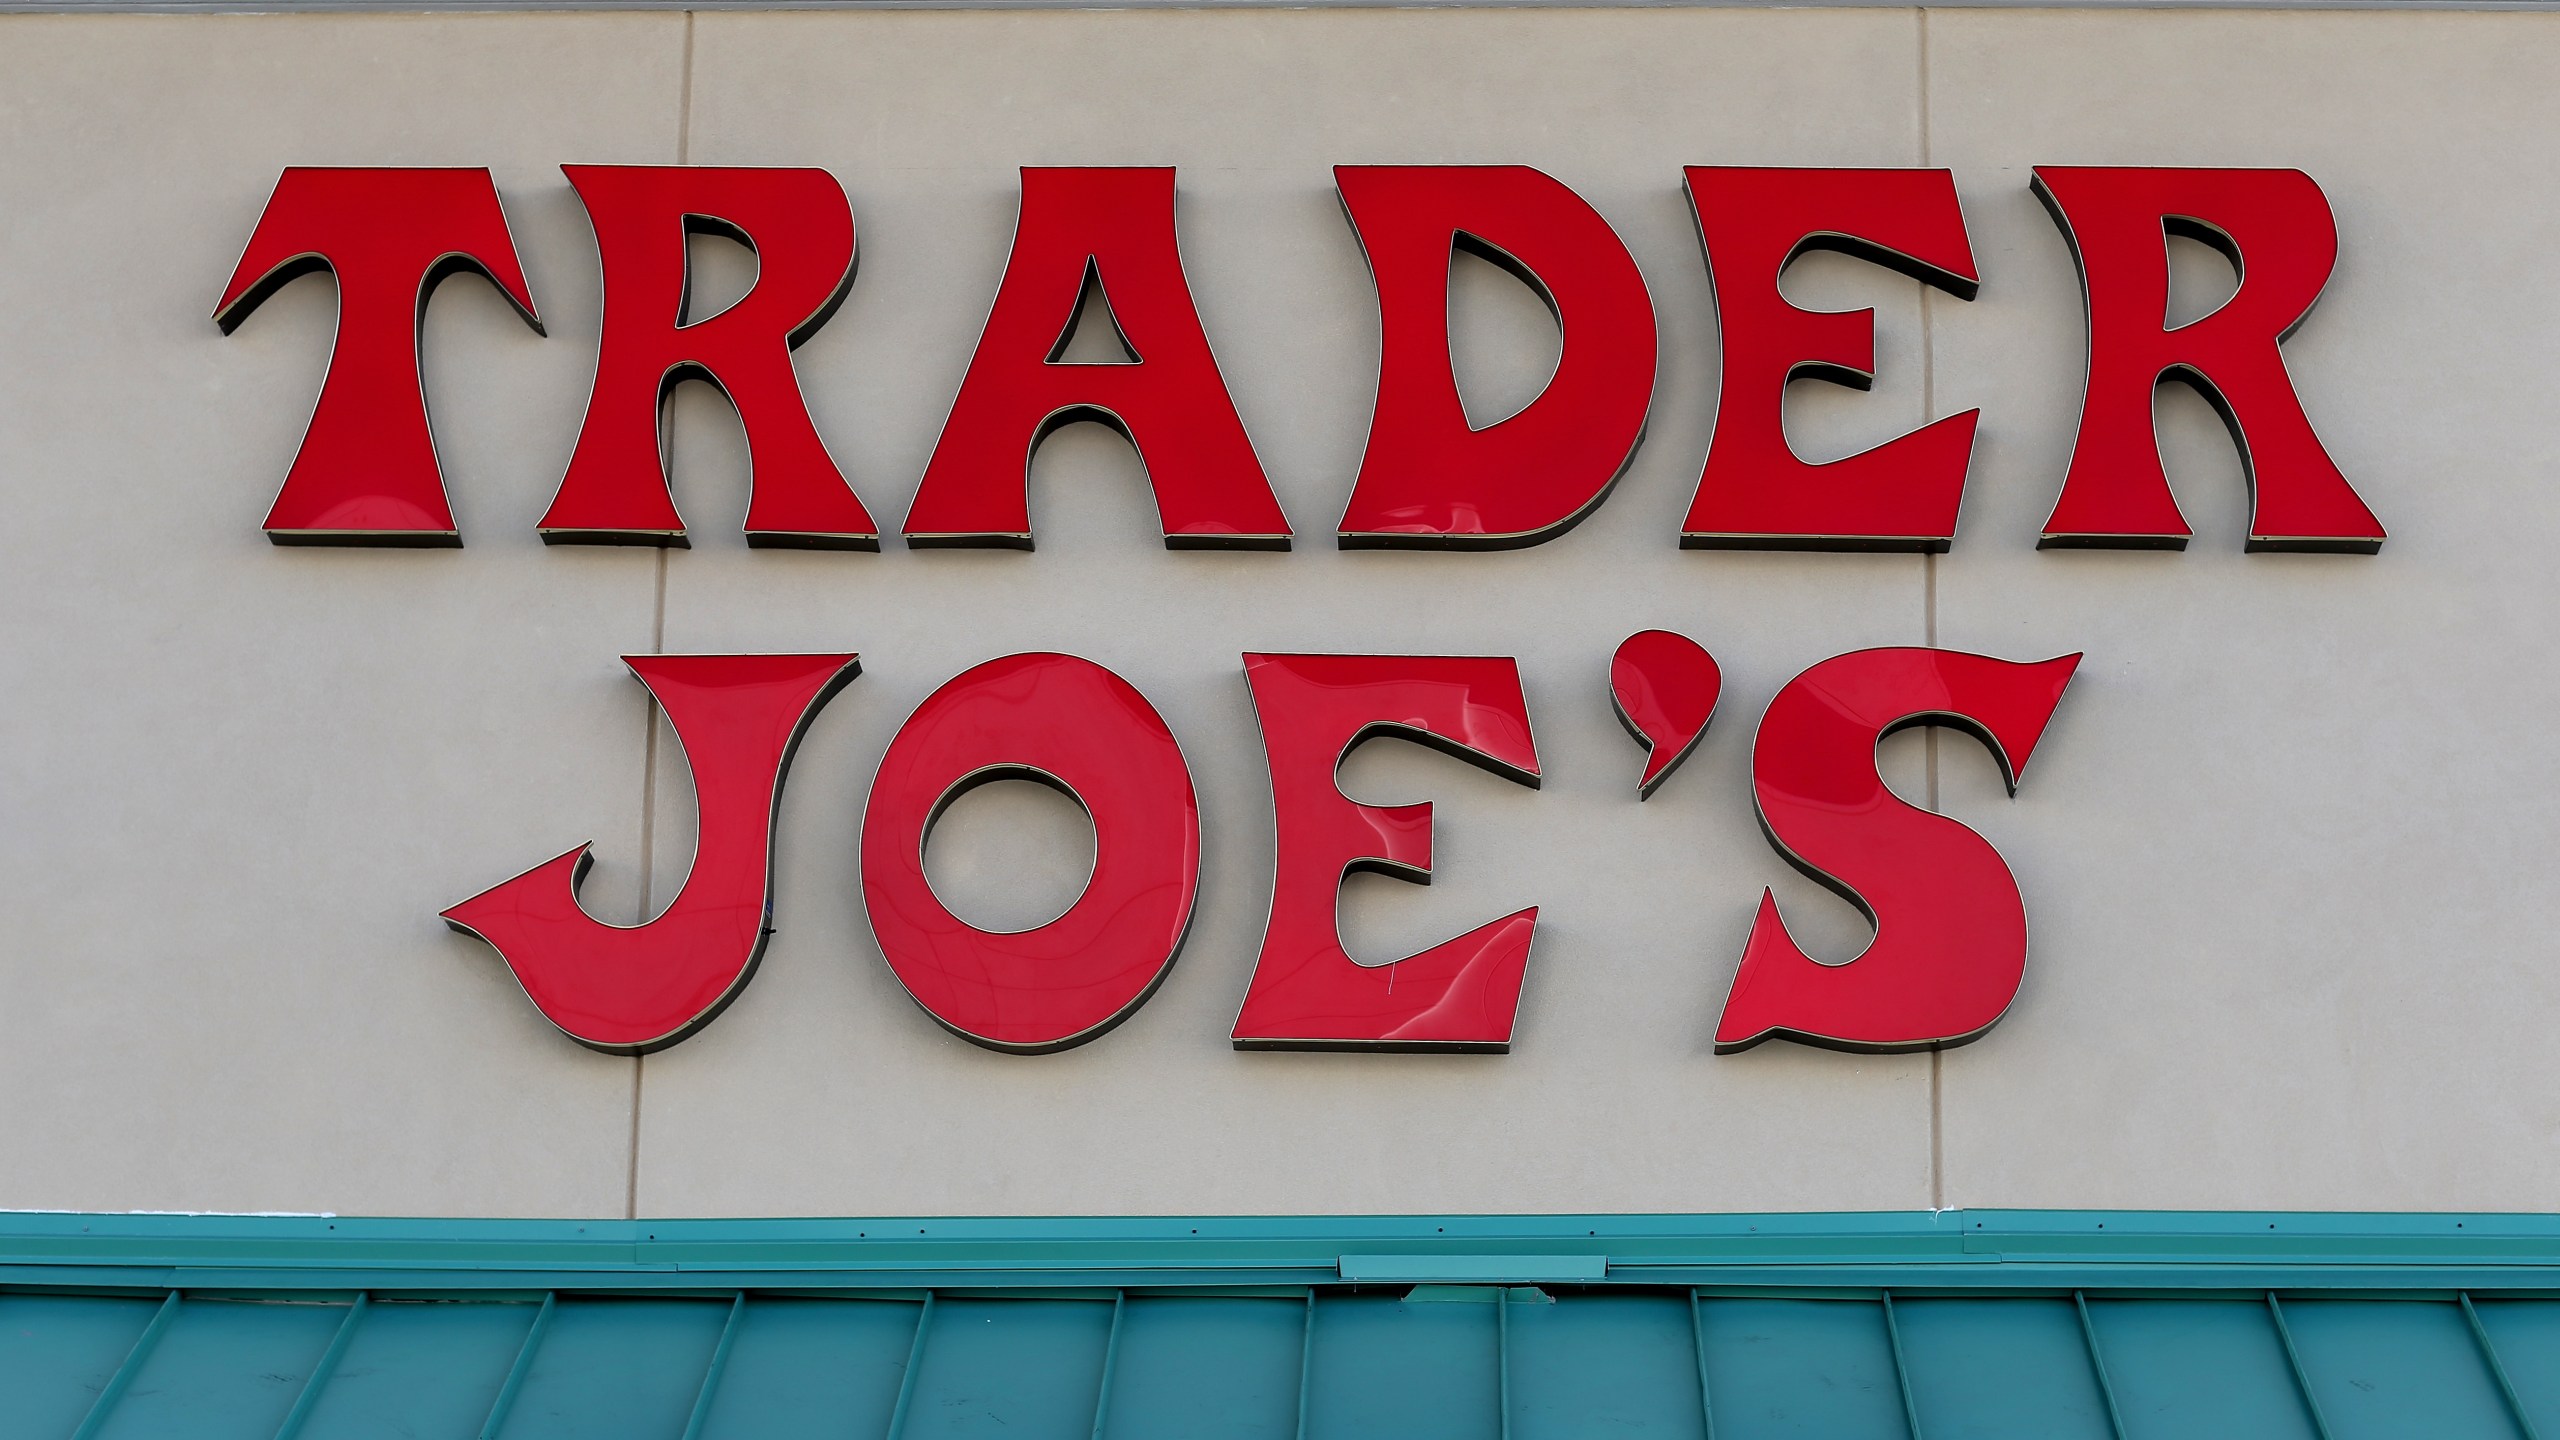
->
<box><xmin>628</xmin><ymin>7</ymin><xmax>697</xmax><ymax>1226</ymax></box>
<box><xmin>1916</xmin><ymin>2</ymin><xmax>1948</xmax><ymax>1217</ymax></box>
<box><xmin>630</xmin><ymin>573</ymin><xmax>664</xmax><ymax>1223</ymax></box>
<box><xmin>678</xmin><ymin>8</ymin><xmax>697</xmax><ymax>167</ymax></box>
<box><xmin>1917</xmin><ymin>1</ymin><xmax>1937</xmax><ymax>661</ymax></box>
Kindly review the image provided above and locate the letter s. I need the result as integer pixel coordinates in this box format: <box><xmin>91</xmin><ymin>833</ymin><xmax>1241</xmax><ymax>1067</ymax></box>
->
<box><xmin>1716</xmin><ymin>647</ymin><xmax>2079</xmax><ymax>1054</ymax></box>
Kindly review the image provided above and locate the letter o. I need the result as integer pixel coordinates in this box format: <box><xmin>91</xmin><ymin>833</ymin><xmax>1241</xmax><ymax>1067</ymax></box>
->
<box><xmin>859</xmin><ymin>652</ymin><xmax>1200</xmax><ymax>1052</ymax></box>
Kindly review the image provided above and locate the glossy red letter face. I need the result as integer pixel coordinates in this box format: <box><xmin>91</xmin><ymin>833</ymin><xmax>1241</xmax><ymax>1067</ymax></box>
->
<box><xmin>1610</xmin><ymin>629</ymin><xmax>1723</xmax><ymax>800</ymax></box>
<box><xmin>1682</xmin><ymin>168</ymin><xmax>1980</xmax><ymax>551</ymax></box>
<box><xmin>1716</xmin><ymin>647</ymin><xmax>2079</xmax><ymax>1054</ymax></box>
<box><xmin>539</xmin><ymin>166</ymin><xmax>875</xmax><ymax>548</ymax></box>
<box><xmin>903</xmin><ymin>168</ymin><xmax>1291</xmax><ymax>550</ymax></box>
<box><xmin>1334</xmin><ymin>166</ymin><xmax>1658</xmax><ymax>548</ymax></box>
<box><xmin>2033</xmin><ymin>166</ymin><xmax>2385</xmax><ymax>552</ymax></box>
<box><xmin>443</xmin><ymin>653</ymin><xmax>859</xmax><ymax>1054</ymax></box>
<box><xmin>1232</xmin><ymin>654</ymin><xmax>1542</xmax><ymax>1051</ymax></box>
<box><xmin>216</xmin><ymin>167</ymin><xmax>542</xmax><ymax>545</ymax></box>
<box><xmin>860</xmin><ymin>654</ymin><xmax>1200</xmax><ymax>1052</ymax></box>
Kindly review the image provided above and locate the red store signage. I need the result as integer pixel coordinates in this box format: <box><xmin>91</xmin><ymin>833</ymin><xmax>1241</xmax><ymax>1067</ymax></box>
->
<box><xmin>219</xmin><ymin>161</ymin><xmax>2384</xmax><ymax>1060</ymax></box>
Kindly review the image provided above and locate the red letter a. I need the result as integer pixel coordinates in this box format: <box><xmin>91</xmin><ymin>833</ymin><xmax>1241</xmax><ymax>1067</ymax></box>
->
<box><xmin>903</xmin><ymin>168</ymin><xmax>1292</xmax><ymax>550</ymax></box>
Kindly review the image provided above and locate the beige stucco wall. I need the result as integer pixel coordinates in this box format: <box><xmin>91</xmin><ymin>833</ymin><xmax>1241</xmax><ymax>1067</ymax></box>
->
<box><xmin>1</xmin><ymin>5</ymin><xmax>2553</xmax><ymax>1219</ymax></box>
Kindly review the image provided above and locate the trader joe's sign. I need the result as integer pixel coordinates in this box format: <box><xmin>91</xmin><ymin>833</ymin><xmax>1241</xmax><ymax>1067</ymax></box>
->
<box><xmin>217</xmin><ymin>163</ymin><xmax>2380</xmax><ymax>1057</ymax></box>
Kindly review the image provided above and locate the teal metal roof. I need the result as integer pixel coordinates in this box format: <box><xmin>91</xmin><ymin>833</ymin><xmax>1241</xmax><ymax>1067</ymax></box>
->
<box><xmin>8</xmin><ymin>1211</ymin><xmax>2560</xmax><ymax>1439</ymax></box>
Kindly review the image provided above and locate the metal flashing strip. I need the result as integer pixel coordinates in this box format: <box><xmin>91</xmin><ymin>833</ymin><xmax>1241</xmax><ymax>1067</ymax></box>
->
<box><xmin>7</xmin><ymin>1210</ymin><xmax>2560</xmax><ymax>1294</ymax></box>
<box><xmin>2</xmin><ymin>1</ymin><xmax>2558</xmax><ymax>13</ymax></box>
<box><xmin>1338</xmin><ymin>1254</ymin><xmax>1610</xmax><ymax>1283</ymax></box>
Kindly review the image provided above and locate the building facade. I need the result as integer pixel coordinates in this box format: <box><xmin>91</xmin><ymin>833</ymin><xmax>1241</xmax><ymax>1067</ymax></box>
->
<box><xmin>5</xmin><ymin>0</ymin><xmax>2559</xmax><ymax>1432</ymax></box>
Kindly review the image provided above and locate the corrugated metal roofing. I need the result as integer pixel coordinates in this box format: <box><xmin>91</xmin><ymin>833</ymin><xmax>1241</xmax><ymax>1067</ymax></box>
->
<box><xmin>8</xmin><ymin>1211</ymin><xmax>2560</xmax><ymax>1438</ymax></box>
<box><xmin>15</xmin><ymin>1286</ymin><xmax>2560</xmax><ymax>1438</ymax></box>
